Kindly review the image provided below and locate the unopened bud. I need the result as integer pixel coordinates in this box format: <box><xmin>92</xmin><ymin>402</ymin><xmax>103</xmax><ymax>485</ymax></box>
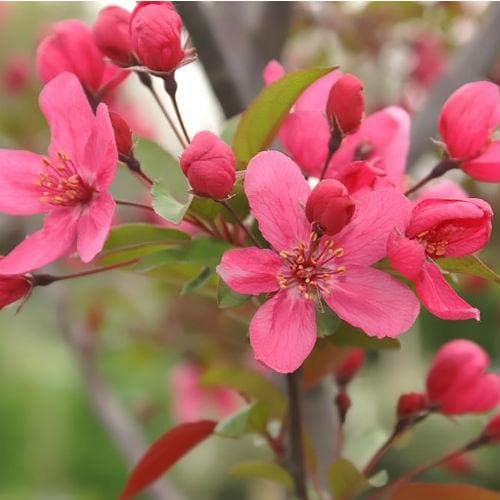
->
<box><xmin>326</xmin><ymin>73</ymin><xmax>364</xmax><ymax>135</ymax></box>
<box><xmin>336</xmin><ymin>389</ymin><xmax>352</xmax><ymax>424</ymax></box>
<box><xmin>0</xmin><ymin>269</ymin><xmax>32</xmax><ymax>310</ymax></box>
<box><xmin>397</xmin><ymin>392</ymin><xmax>428</xmax><ymax>419</ymax></box>
<box><xmin>109</xmin><ymin>112</ymin><xmax>133</xmax><ymax>157</ymax></box>
<box><xmin>180</xmin><ymin>131</ymin><xmax>236</xmax><ymax>199</ymax></box>
<box><xmin>93</xmin><ymin>6</ymin><xmax>135</xmax><ymax>66</ymax></box>
<box><xmin>336</xmin><ymin>348</ymin><xmax>365</xmax><ymax>386</ymax></box>
<box><xmin>130</xmin><ymin>2</ymin><xmax>184</xmax><ymax>73</ymax></box>
<box><xmin>482</xmin><ymin>414</ymin><xmax>500</xmax><ymax>443</ymax></box>
<box><xmin>305</xmin><ymin>179</ymin><xmax>355</xmax><ymax>236</ymax></box>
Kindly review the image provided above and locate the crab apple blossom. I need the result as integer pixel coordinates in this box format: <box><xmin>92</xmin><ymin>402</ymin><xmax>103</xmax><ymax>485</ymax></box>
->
<box><xmin>130</xmin><ymin>2</ymin><xmax>184</xmax><ymax>73</ymax></box>
<box><xmin>305</xmin><ymin>179</ymin><xmax>355</xmax><ymax>236</ymax></box>
<box><xmin>109</xmin><ymin>112</ymin><xmax>133</xmax><ymax>157</ymax></box>
<box><xmin>388</xmin><ymin>197</ymin><xmax>492</xmax><ymax>320</ymax></box>
<box><xmin>180</xmin><ymin>131</ymin><xmax>236</xmax><ymax>199</ymax></box>
<box><xmin>217</xmin><ymin>151</ymin><xmax>419</xmax><ymax>373</ymax></box>
<box><xmin>0</xmin><ymin>72</ymin><xmax>117</xmax><ymax>275</ymax></box>
<box><xmin>426</xmin><ymin>340</ymin><xmax>500</xmax><ymax>415</ymax></box>
<box><xmin>36</xmin><ymin>19</ymin><xmax>128</xmax><ymax>99</ymax></box>
<box><xmin>326</xmin><ymin>73</ymin><xmax>365</xmax><ymax>135</ymax></box>
<box><xmin>93</xmin><ymin>6</ymin><xmax>135</xmax><ymax>67</ymax></box>
<box><xmin>2</xmin><ymin>54</ymin><xmax>30</xmax><ymax>94</ymax></box>
<box><xmin>438</xmin><ymin>81</ymin><xmax>500</xmax><ymax>182</ymax></box>
<box><xmin>0</xmin><ymin>266</ymin><xmax>32</xmax><ymax>310</ymax></box>
<box><xmin>397</xmin><ymin>392</ymin><xmax>428</xmax><ymax>419</ymax></box>
<box><xmin>336</xmin><ymin>348</ymin><xmax>365</xmax><ymax>386</ymax></box>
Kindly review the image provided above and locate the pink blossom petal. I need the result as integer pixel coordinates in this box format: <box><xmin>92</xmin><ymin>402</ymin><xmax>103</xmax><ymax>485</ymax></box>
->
<box><xmin>324</xmin><ymin>266</ymin><xmax>419</xmax><ymax>338</ymax></box>
<box><xmin>336</xmin><ymin>187</ymin><xmax>413</xmax><ymax>267</ymax></box>
<box><xmin>0</xmin><ymin>208</ymin><xmax>79</xmax><ymax>274</ymax></box>
<box><xmin>0</xmin><ymin>150</ymin><xmax>47</xmax><ymax>215</ymax></box>
<box><xmin>100</xmin><ymin>62</ymin><xmax>130</xmax><ymax>94</ymax></box>
<box><xmin>279</xmin><ymin>111</ymin><xmax>330</xmax><ymax>177</ymax></box>
<box><xmin>83</xmin><ymin>103</ymin><xmax>118</xmax><ymax>189</ymax></box>
<box><xmin>295</xmin><ymin>69</ymin><xmax>342</xmax><ymax>112</ymax></box>
<box><xmin>416</xmin><ymin>179</ymin><xmax>468</xmax><ymax>201</ymax></box>
<box><xmin>439</xmin><ymin>81</ymin><xmax>500</xmax><ymax>160</ymax></box>
<box><xmin>328</xmin><ymin>106</ymin><xmax>410</xmax><ymax>184</ymax></box>
<box><xmin>462</xmin><ymin>141</ymin><xmax>500</xmax><ymax>182</ymax></box>
<box><xmin>387</xmin><ymin>231</ymin><xmax>426</xmax><ymax>280</ymax></box>
<box><xmin>39</xmin><ymin>72</ymin><xmax>94</xmax><ymax>169</ymax></box>
<box><xmin>170</xmin><ymin>364</ymin><xmax>205</xmax><ymax>422</ymax></box>
<box><xmin>249</xmin><ymin>289</ymin><xmax>316</xmax><ymax>373</ymax></box>
<box><xmin>245</xmin><ymin>151</ymin><xmax>311</xmax><ymax>252</ymax></box>
<box><xmin>76</xmin><ymin>192</ymin><xmax>116</xmax><ymax>263</ymax></box>
<box><xmin>263</xmin><ymin>60</ymin><xmax>285</xmax><ymax>85</ymax></box>
<box><xmin>217</xmin><ymin>247</ymin><xmax>282</xmax><ymax>295</ymax></box>
<box><xmin>415</xmin><ymin>261</ymin><xmax>479</xmax><ymax>320</ymax></box>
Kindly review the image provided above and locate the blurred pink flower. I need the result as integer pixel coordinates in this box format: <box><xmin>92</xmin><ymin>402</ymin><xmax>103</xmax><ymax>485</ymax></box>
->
<box><xmin>416</xmin><ymin>179</ymin><xmax>468</xmax><ymax>202</ymax></box>
<box><xmin>36</xmin><ymin>19</ymin><xmax>128</xmax><ymax>98</ymax></box>
<box><xmin>439</xmin><ymin>81</ymin><xmax>500</xmax><ymax>182</ymax></box>
<box><xmin>411</xmin><ymin>34</ymin><xmax>446</xmax><ymax>88</ymax></box>
<box><xmin>426</xmin><ymin>340</ymin><xmax>500</xmax><ymax>415</ymax></box>
<box><xmin>0</xmin><ymin>73</ymin><xmax>117</xmax><ymax>274</ymax></box>
<box><xmin>388</xmin><ymin>197</ymin><xmax>492</xmax><ymax>320</ymax></box>
<box><xmin>218</xmin><ymin>151</ymin><xmax>419</xmax><ymax>373</ymax></box>
<box><xmin>2</xmin><ymin>53</ymin><xmax>30</xmax><ymax>94</ymax></box>
<box><xmin>169</xmin><ymin>363</ymin><xmax>241</xmax><ymax>422</ymax></box>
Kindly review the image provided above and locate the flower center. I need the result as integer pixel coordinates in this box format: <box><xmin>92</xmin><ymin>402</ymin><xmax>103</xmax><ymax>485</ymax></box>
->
<box><xmin>416</xmin><ymin>229</ymin><xmax>448</xmax><ymax>257</ymax></box>
<box><xmin>277</xmin><ymin>231</ymin><xmax>346</xmax><ymax>301</ymax></box>
<box><xmin>37</xmin><ymin>152</ymin><xmax>93</xmax><ymax>206</ymax></box>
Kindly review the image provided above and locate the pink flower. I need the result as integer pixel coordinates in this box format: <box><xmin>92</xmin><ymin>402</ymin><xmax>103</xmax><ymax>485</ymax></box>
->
<box><xmin>130</xmin><ymin>2</ymin><xmax>185</xmax><ymax>73</ymax></box>
<box><xmin>180</xmin><ymin>131</ymin><xmax>236</xmax><ymax>199</ymax></box>
<box><xmin>0</xmin><ymin>73</ymin><xmax>117</xmax><ymax>275</ymax></box>
<box><xmin>326</xmin><ymin>73</ymin><xmax>364</xmax><ymax>135</ymax></box>
<box><xmin>397</xmin><ymin>392</ymin><xmax>428</xmax><ymax>419</ymax></box>
<box><xmin>2</xmin><ymin>53</ymin><xmax>30</xmax><ymax>94</ymax></box>
<box><xmin>93</xmin><ymin>6</ymin><xmax>135</xmax><ymax>67</ymax></box>
<box><xmin>483</xmin><ymin>413</ymin><xmax>500</xmax><ymax>443</ymax></box>
<box><xmin>416</xmin><ymin>179</ymin><xmax>468</xmax><ymax>202</ymax></box>
<box><xmin>336</xmin><ymin>348</ymin><xmax>365</xmax><ymax>386</ymax></box>
<box><xmin>263</xmin><ymin>60</ymin><xmax>285</xmax><ymax>85</ymax></box>
<box><xmin>439</xmin><ymin>81</ymin><xmax>500</xmax><ymax>182</ymax></box>
<box><xmin>388</xmin><ymin>197</ymin><xmax>492</xmax><ymax>320</ymax></box>
<box><xmin>426</xmin><ymin>340</ymin><xmax>500</xmax><ymax>415</ymax></box>
<box><xmin>411</xmin><ymin>34</ymin><xmax>446</xmax><ymax>88</ymax></box>
<box><xmin>326</xmin><ymin>106</ymin><xmax>410</xmax><ymax>187</ymax></box>
<box><xmin>169</xmin><ymin>363</ymin><xmax>241</xmax><ymax>422</ymax></box>
<box><xmin>217</xmin><ymin>151</ymin><xmax>419</xmax><ymax>373</ymax></box>
<box><xmin>36</xmin><ymin>19</ymin><xmax>128</xmax><ymax>98</ymax></box>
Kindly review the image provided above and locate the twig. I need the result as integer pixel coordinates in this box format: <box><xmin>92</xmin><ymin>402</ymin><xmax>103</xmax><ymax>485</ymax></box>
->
<box><xmin>218</xmin><ymin>199</ymin><xmax>261</xmax><ymax>247</ymax></box>
<box><xmin>116</xmin><ymin>199</ymin><xmax>155</xmax><ymax>212</ymax></box>
<box><xmin>163</xmin><ymin>75</ymin><xmax>191</xmax><ymax>144</ymax></box>
<box><xmin>286</xmin><ymin>370</ymin><xmax>309</xmax><ymax>500</ymax></box>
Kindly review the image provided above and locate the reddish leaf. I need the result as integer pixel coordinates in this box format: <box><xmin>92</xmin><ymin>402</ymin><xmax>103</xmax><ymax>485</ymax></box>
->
<box><xmin>390</xmin><ymin>482</ymin><xmax>499</xmax><ymax>500</ymax></box>
<box><xmin>120</xmin><ymin>420</ymin><xmax>217</xmax><ymax>500</ymax></box>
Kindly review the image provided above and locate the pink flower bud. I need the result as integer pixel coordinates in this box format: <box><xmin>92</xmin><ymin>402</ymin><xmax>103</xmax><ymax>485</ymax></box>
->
<box><xmin>130</xmin><ymin>2</ymin><xmax>184</xmax><ymax>73</ymax></box>
<box><xmin>335</xmin><ymin>389</ymin><xmax>351</xmax><ymax>423</ymax></box>
<box><xmin>180</xmin><ymin>131</ymin><xmax>236</xmax><ymax>199</ymax></box>
<box><xmin>93</xmin><ymin>6</ymin><xmax>134</xmax><ymax>66</ymax></box>
<box><xmin>305</xmin><ymin>179</ymin><xmax>355</xmax><ymax>236</ymax></box>
<box><xmin>2</xmin><ymin>54</ymin><xmax>30</xmax><ymax>94</ymax></box>
<box><xmin>109</xmin><ymin>111</ymin><xmax>133</xmax><ymax>157</ymax></box>
<box><xmin>397</xmin><ymin>392</ymin><xmax>428</xmax><ymax>419</ymax></box>
<box><xmin>326</xmin><ymin>73</ymin><xmax>364</xmax><ymax>134</ymax></box>
<box><xmin>483</xmin><ymin>414</ymin><xmax>500</xmax><ymax>443</ymax></box>
<box><xmin>426</xmin><ymin>340</ymin><xmax>500</xmax><ymax>415</ymax></box>
<box><xmin>0</xmin><ymin>270</ymin><xmax>32</xmax><ymax>310</ymax></box>
<box><xmin>336</xmin><ymin>348</ymin><xmax>365</xmax><ymax>386</ymax></box>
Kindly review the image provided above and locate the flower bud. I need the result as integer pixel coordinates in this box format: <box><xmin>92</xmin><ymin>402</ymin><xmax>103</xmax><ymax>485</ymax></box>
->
<box><xmin>109</xmin><ymin>111</ymin><xmax>133</xmax><ymax>157</ymax></box>
<box><xmin>336</xmin><ymin>348</ymin><xmax>364</xmax><ymax>386</ymax></box>
<box><xmin>397</xmin><ymin>392</ymin><xmax>428</xmax><ymax>419</ymax></box>
<box><xmin>426</xmin><ymin>340</ymin><xmax>500</xmax><ymax>415</ymax></box>
<box><xmin>0</xmin><ymin>272</ymin><xmax>32</xmax><ymax>310</ymax></box>
<box><xmin>2</xmin><ymin>54</ymin><xmax>30</xmax><ymax>94</ymax></box>
<box><xmin>305</xmin><ymin>179</ymin><xmax>355</xmax><ymax>236</ymax></box>
<box><xmin>93</xmin><ymin>6</ymin><xmax>134</xmax><ymax>66</ymax></box>
<box><xmin>130</xmin><ymin>2</ymin><xmax>184</xmax><ymax>73</ymax></box>
<box><xmin>335</xmin><ymin>389</ymin><xmax>351</xmax><ymax>424</ymax></box>
<box><xmin>326</xmin><ymin>73</ymin><xmax>364</xmax><ymax>135</ymax></box>
<box><xmin>483</xmin><ymin>414</ymin><xmax>500</xmax><ymax>443</ymax></box>
<box><xmin>180</xmin><ymin>131</ymin><xmax>236</xmax><ymax>199</ymax></box>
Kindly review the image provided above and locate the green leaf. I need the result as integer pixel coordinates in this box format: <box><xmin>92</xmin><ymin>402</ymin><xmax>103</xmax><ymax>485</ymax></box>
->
<box><xmin>134</xmin><ymin>137</ymin><xmax>192</xmax><ymax>223</ymax></box>
<box><xmin>229</xmin><ymin>460</ymin><xmax>293</xmax><ymax>488</ymax></box>
<box><xmin>391</xmin><ymin>483</ymin><xmax>499</xmax><ymax>500</ymax></box>
<box><xmin>329</xmin><ymin>322</ymin><xmax>401</xmax><ymax>350</ymax></box>
<box><xmin>316</xmin><ymin>308</ymin><xmax>342</xmax><ymax>337</ymax></box>
<box><xmin>221</xmin><ymin>114</ymin><xmax>241</xmax><ymax>145</ymax></box>
<box><xmin>368</xmin><ymin>469</ymin><xmax>388</xmax><ymax>488</ymax></box>
<box><xmin>180</xmin><ymin>267</ymin><xmax>215</xmax><ymax>296</ymax></box>
<box><xmin>328</xmin><ymin>459</ymin><xmax>369</xmax><ymax>499</ymax></box>
<box><xmin>233</xmin><ymin>67</ymin><xmax>335</xmax><ymax>167</ymax></box>
<box><xmin>215</xmin><ymin>402</ymin><xmax>269</xmax><ymax>438</ymax></box>
<box><xmin>201</xmin><ymin>366</ymin><xmax>285</xmax><ymax>417</ymax></box>
<box><xmin>103</xmin><ymin>223</ymin><xmax>189</xmax><ymax>252</ymax></box>
<box><xmin>217</xmin><ymin>278</ymin><xmax>251</xmax><ymax>308</ymax></box>
<box><xmin>439</xmin><ymin>255</ymin><xmax>500</xmax><ymax>284</ymax></box>
<box><xmin>134</xmin><ymin>238</ymin><xmax>231</xmax><ymax>272</ymax></box>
